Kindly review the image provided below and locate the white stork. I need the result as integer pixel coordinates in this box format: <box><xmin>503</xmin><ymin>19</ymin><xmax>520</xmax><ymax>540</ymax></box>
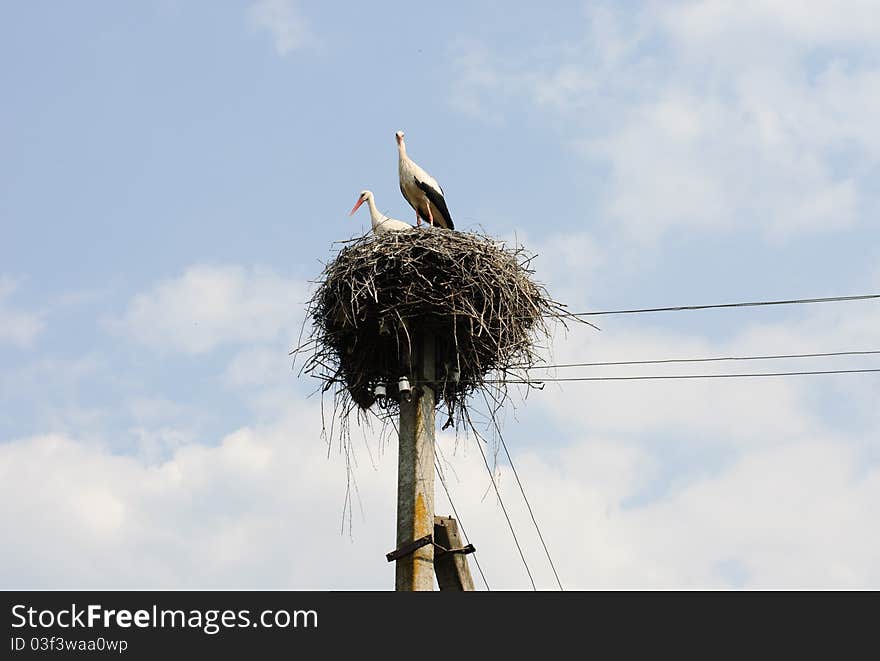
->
<box><xmin>396</xmin><ymin>131</ymin><xmax>454</xmax><ymax>230</ymax></box>
<box><xmin>349</xmin><ymin>190</ymin><xmax>413</xmax><ymax>235</ymax></box>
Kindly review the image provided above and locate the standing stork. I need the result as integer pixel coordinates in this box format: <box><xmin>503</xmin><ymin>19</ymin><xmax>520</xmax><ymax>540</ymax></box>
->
<box><xmin>349</xmin><ymin>190</ymin><xmax>413</xmax><ymax>235</ymax></box>
<box><xmin>396</xmin><ymin>131</ymin><xmax>455</xmax><ymax>230</ymax></box>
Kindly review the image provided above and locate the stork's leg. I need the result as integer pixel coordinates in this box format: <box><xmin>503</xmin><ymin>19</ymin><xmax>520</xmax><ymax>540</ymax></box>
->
<box><xmin>416</xmin><ymin>210</ymin><xmax>422</xmax><ymax>227</ymax></box>
<box><xmin>427</xmin><ymin>205</ymin><xmax>435</xmax><ymax>226</ymax></box>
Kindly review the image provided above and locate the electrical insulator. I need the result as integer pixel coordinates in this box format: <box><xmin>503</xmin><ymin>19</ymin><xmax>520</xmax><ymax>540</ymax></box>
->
<box><xmin>398</xmin><ymin>376</ymin><xmax>412</xmax><ymax>402</ymax></box>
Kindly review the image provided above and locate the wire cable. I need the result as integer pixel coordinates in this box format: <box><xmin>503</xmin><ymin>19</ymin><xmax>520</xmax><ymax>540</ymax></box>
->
<box><xmin>570</xmin><ymin>293</ymin><xmax>880</xmax><ymax>317</ymax></box>
<box><xmin>524</xmin><ymin>349</ymin><xmax>880</xmax><ymax>371</ymax></box>
<box><xmin>497</xmin><ymin>435</ymin><xmax>564</xmax><ymax>590</ymax></box>
<box><xmin>492</xmin><ymin>367</ymin><xmax>880</xmax><ymax>384</ymax></box>
<box><xmin>434</xmin><ymin>460</ymin><xmax>490</xmax><ymax>591</ymax></box>
<box><xmin>473</xmin><ymin>436</ymin><xmax>537</xmax><ymax>590</ymax></box>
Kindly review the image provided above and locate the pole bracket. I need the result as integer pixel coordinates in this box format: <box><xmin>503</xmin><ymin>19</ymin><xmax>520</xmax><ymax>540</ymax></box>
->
<box><xmin>386</xmin><ymin>534</ymin><xmax>433</xmax><ymax>562</ymax></box>
<box><xmin>433</xmin><ymin>543</ymin><xmax>476</xmax><ymax>558</ymax></box>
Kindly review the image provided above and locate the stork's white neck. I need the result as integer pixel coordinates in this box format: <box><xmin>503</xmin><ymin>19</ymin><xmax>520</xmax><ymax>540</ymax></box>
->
<box><xmin>396</xmin><ymin>139</ymin><xmax>408</xmax><ymax>159</ymax></box>
<box><xmin>365</xmin><ymin>195</ymin><xmax>385</xmax><ymax>227</ymax></box>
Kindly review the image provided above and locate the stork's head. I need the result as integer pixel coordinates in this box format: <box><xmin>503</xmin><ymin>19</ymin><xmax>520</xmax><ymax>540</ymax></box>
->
<box><xmin>395</xmin><ymin>130</ymin><xmax>405</xmax><ymax>146</ymax></box>
<box><xmin>349</xmin><ymin>190</ymin><xmax>372</xmax><ymax>216</ymax></box>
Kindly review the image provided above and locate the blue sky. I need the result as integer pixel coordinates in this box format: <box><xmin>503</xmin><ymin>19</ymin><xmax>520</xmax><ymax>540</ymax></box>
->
<box><xmin>2</xmin><ymin>1</ymin><xmax>879</xmax><ymax>589</ymax></box>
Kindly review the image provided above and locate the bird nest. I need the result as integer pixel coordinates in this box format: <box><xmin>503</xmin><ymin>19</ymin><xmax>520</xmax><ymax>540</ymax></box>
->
<box><xmin>295</xmin><ymin>228</ymin><xmax>582</xmax><ymax>432</ymax></box>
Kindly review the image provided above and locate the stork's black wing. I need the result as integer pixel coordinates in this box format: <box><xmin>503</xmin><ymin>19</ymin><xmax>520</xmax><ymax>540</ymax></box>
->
<box><xmin>415</xmin><ymin>178</ymin><xmax>454</xmax><ymax>230</ymax></box>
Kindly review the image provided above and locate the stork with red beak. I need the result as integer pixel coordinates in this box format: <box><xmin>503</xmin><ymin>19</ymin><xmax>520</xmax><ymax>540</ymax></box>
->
<box><xmin>349</xmin><ymin>190</ymin><xmax>413</xmax><ymax>235</ymax></box>
<box><xmin>396</xmin><ymin>131</ymin><xmax>454</xmax><ymax>230</ymax></box>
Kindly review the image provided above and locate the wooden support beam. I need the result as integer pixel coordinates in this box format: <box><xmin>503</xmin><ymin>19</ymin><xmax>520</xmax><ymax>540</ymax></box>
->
<box><xmin>433</xmin><ymin>516</ymin><xmax>475</xmax><ymax>591</ymax></box>
<box><xmin>395</xmin><ymin>333</ymin><xmax>436</xmax><ymax>591</ymax></box>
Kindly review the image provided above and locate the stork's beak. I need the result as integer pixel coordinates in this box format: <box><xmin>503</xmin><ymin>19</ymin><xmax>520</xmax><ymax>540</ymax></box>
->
<box><xmin>349</xmin><ymin>197</ymin><xmax>365</xmax><ymax>216</ymax></box>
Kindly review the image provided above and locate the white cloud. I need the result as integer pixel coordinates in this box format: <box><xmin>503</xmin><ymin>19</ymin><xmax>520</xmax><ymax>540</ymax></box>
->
<box><xmin>0</xmin><ymin>354</ymin><xmax>103</xmax><ymax>410</ymax></box>
<box><xmin>3</xmin><ymin>294</ymin><xmax>879</xmax><ymax>589</ymax></box>
<box><xmin>467</xmin><ymin>297</ymin><xmax>880</xmax><ymax>588</ymax></box>
<box><xmin>248</xmin><ymin>0</ymin><xmax>315</xmax><ymax>55</ymax></box>
<box><xmin>450</xmin><ymin>1</ymin><xmax>880</xmax><ymax>243</ymax></box>
<box><xmin>534</xmin><ymin>326</ymin><xmax>815</xmax><ymax>444</ymax></box>
<box><xmin>497</xmin><ymin>229</ymin><xmax>607</xmax><ymax>312</ymax></box>
<box><xmin>127</xmin><ymin>396</ymin><xmax>191</xmax><ymax>425</ymax></box>
<box><xmin>530</xmin><ymin>280</ymin><xmax>880</xmax><ymax>442</ymax></box>
<box><xmin>0</xmin><ymin>276</ymin><xmax>44</xmax><ymax>347</ymax></box>
<box><xmin>663</xmin><ymin>0</ymin><xmax>880</xmax><ymax>49</ymax></box>
<box><xmin>128</xmin><ymin>426</ymin><xmax>196</xmax><ymax>465</ymax></box>
<box><xmin>112</xmin><ymin>264</ymin><xmax>306</xmax><ymax>354</ymax></box>
<box><xmin>448</xmin><ymin>47</ymin><xmax>512</xmax><ymax>123</ymax></box>
<box><xmin>0</xmin><ymin>402</ymin><xmax>400</xmax><ymax>589</ymax></box>
<box><xmin>509</xmin><ymin>434</ymin><xmax>880</xmax><ymax>588</ymax></box>
<box><xmin>224</xmin><ymin>345</ymin><xmax>291</xmax><ymax>388</ymax></box>
<box><xmin>4</xmin><ymin>249</ymin><xmax>880</xmax><ymax>588</ymax></box>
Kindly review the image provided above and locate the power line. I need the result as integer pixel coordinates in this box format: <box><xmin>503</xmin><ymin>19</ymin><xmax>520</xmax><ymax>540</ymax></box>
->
<box><xmin>496</xmin><ymin>435</ymin><xmax>564</xmax><ymax>590</ymax></box>
<box><xmin>473</xmin><ymin>435</ymin><xmax>537</xmax><ymax>590</ymax></box>
<box><xmin>524</xmin><ymin>349</ymin><xmax>880</xmax><ymax>371</ymax></box>
<box><xmin>570</xmin><ymin>293</ymin><xmax>880</xmax><ymax>317</ymax></box>
<box><xmin>493</xmin><ymin>367</ymin><xmax>880</xmax><ymax>384</ymax></box>
<box><xmin>434</xmin><ymin>460</ymin><xmax>490</xmax><ymax>591</ymax></box>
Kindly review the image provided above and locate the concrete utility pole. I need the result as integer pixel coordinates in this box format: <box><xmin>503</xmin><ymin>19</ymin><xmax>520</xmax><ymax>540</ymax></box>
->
<box><xmin>395</xmin><ymin>333</ymin><xmax>436</xmax><ymax>591</ymax></box>
<box><xmin>433</xmin><ymin>516</ymin><xmax>475</xmax><ymax>591</ymax></box>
